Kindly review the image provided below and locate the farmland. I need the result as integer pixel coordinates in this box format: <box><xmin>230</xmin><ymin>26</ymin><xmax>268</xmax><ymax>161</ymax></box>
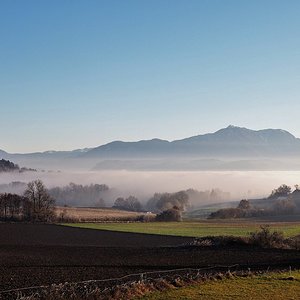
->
<box><xmin>65</xmin><ymin>220</ymin><xmax>300</xmax><ymax>238</ymax></box>
<box><xmin>138</xmin><ymin>270</ymin><xmax>300</xmax><ymax>300</ymax></box>
<box><xmin>0</xmin><ymin>223</ymin><xmax>300</xmax><ymax>296</ymax></box>
<box><xmin>55</xmin><ymin>206</ymin><xmax>151</xmax><ymax>222</ymax></box>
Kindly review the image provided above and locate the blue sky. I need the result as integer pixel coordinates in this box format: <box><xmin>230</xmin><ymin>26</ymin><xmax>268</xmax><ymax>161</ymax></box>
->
<box><xmin>1</xmin><ymin>0</ymin><xmax>300</xmax><ymax>152</ymax></box>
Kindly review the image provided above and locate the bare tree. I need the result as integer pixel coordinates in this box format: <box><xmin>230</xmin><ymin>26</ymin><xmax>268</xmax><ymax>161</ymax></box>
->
<box><xmin>0</xmin><ymin>193</ymin><xmax>25</xmax><ymax>220</ymax></box>
<box><xmin>147</xmin><ymin>191</ymin><xmax>189</xmax><ymax>212</ymax></box>
<box><xmin>113</xmin><ymin>196</ymin><xmax>142</xmax><ymax>212</ymax></box>
<box><xmin>24</xmin><ymin>180</ymin><xmax>55</xmax><ymax>221</ymax></box>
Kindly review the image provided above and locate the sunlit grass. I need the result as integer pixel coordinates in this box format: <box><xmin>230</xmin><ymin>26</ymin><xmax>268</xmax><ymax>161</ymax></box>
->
<box><xmin>63</xmin><ymin>221</ymin><xmax>300</xmax><ymax>238</ymax></box>
<box><xmin>136</xmin><ymin>271</ymin><xmax>300</xmax><ymax>300</ymax></box>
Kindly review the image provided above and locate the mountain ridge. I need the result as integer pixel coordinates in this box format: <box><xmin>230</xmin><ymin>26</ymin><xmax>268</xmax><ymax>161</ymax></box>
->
<box><xmin>1</xmin><ymin>126</ymin><xmax>300</xmax><ymax>170</ymax></box>
<box><xmin>83</xmin><ymin>125</ymin><xmax>300</xmax><ymax>158</ymax></box>
<box><xmin>1</xmin><ymin>125</ymin><xmax>299</xmax><ymax>157</ymax></box>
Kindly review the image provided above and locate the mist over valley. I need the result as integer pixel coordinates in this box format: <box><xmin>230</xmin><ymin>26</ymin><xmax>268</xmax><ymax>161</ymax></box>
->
<box><xmin>2</xmin><ymin>125</ymin><xmax>300</xmax><ymax>172</ymax></box>
<box><xmin>1</xmin><ymin>125</ymin><xmax>300</xmax><ymax>207</ymax></box>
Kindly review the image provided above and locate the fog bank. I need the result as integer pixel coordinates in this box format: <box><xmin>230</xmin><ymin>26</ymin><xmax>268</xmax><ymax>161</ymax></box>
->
<box><xmin>1</xmin><ymin>170</ymin><xmax>300</xmax><ymax>206</ymax></box>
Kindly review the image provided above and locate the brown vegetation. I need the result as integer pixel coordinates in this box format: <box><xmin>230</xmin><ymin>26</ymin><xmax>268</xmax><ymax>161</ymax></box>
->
<box><xmin>189</xmin><ymin>226</ymin><xmax>300</xmax><ymax>250</ymax></box>
<box><xmin>155</xmin><ymin>206</ymin><xmax>182</xmax><ymax>222</ymax></box>
<box><xmin>249</xmin><ymin>225</ymin><xmax>288</xmax><ymax>249</ymax></box>
<box><xmin>55</xmin><ymin>206</ymin><xmax>154</xmax><ymax>222</ymax></box>
<box><xmin>0</xmin><ymin>268</ymin><xmax>260</xmax><ymax>299</ymax></box>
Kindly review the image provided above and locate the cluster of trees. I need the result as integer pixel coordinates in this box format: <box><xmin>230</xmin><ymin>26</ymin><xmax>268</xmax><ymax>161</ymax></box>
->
<box><xmin>0</xmin><ymin>159</ymin><xmax>36</xmax><ymax>173</ymax></box>
<box><xmin>146</xmin><ymin>191</ymin><xmax>189</xmax><ymax>212</ymax></box>
<box><xmin>209</xmin><ymin>184</ymin><xmax>300</xmax><ymax>219</ymax></box>
<box><xmin>268</xmin><ymin>184</ymin><xmax>292</xmax><ymax>199</ymax></box>
<box><xmin>145</xmin><ymin>191</ymin><xmax>191</xmax><ymax>222</ymax></box>
<box><xmin>0</xmin><ymin>180</ymin><xmax>55</xmax><ymax>222</ymax></box>
<box><xmin>113</xmin><ymin>196</ymin><xmax>142</xmax><ymax>212</ymax></box>
<box><xmin>209</xmin><ymin>199</ymin><xmax>268</xmax><ymax>219</ymax></box>
<box><xmin>0</xmin><ymin>193</ymin><xmax>26</xmax><ymax>220</ymax></box>
<box><xmin>111</xmin><ymin>191</ymin><xmax>191</xmax><ymax>221</ymax></box>
<box><xmin>0</xmin><ymin>159</ymin><xmax>20</xmax><ymax>172</ymax></box>
<box><xmin>112</xmin><ymin>188</ymin><xmax>229</xmax><ymax>217</ymax></box>
<box><xmin>186</xmin><ymin>188</ymin><xmax>231</xmax><ymax>206</ymax></box>
<box><xmin>273</xmin><ymin>198</ymin><xmax>296</xmax><ymax>215</ymax></box>
<box><xmin>0</xmin><ymin>181</ymin><xmax>27</xmax><ymax>194</ymax></box>
<box><xmin>48</xmin><ymin>183</ymin><xmax>109</xmax><ymax>207</ymax></box>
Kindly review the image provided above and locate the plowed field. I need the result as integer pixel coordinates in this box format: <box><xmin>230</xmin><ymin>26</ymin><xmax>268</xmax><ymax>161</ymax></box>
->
<box><xmin>0</xmin><ymin>224</ymin><xmax>299</xmax><ymax>292</ymax></box>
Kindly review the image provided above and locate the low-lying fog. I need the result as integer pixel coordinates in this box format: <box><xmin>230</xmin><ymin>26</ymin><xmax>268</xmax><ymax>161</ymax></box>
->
<box><xmin>1</xmin><ymin>170</ymin><xmax>300</xmax><ymax>206</ymax></box>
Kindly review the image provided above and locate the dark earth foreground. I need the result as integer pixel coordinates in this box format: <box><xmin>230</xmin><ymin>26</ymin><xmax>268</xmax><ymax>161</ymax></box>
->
<box><xmin>0</xmin><ymin>224</ymin><xmax>299</xmax><ymax>291</ymax></box>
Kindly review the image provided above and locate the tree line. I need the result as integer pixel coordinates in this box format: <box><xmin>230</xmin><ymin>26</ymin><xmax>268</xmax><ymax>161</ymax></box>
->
<box><xmin>0</xmin><ymin>159</ymin><xmax>20</xmax><ymax>172</ymax></box>
<box><xmin>0</xmin><ymin>159</ymin><xmax>36</xmax><ymax>173</ymax></box>
<box><xmin>0</xmin><ymin>180</ymin><xmax>55</xmax><ymax>222</ymax></box>
<box><xmin>209</xmin><ymin>184</ymin><xmax>300</xmax><ymax>219</ymax></box>
<box><xmin>48</xmin><ymin>183</ymin><xmax>109</xmax><ymax>207</ymax></box>
<box><xmin>111</xmin><ymin>191</ymin><xmax>191</xmax><ymax>221</ymax></box>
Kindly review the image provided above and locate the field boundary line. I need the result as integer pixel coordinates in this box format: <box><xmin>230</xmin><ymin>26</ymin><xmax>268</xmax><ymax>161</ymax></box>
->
<box><xmin>0</xmin><ymin>264</ymin><xmax>240</xmax><ymax>295</ymax></box>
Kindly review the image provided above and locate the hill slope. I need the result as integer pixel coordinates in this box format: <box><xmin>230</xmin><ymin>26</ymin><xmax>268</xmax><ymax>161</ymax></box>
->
<box><xmin>2</xmin><ymin>126</ymin><xmax>300</xmax><ymax>170</ymax></box>
<box><xmin>85</xmin><ymin>125</ymin><xmax>300</xmax><ymax>159</ymax></box>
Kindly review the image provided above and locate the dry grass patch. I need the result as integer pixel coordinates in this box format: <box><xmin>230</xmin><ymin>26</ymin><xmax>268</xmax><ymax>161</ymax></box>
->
<box><xmin>55</xmin><ymin>206</ymin><xmax>154</xmax><ymax>222</ymax></box>
<box><xmin>137</xmin><ymin>270</ymin><xmax>300</xmax><ymax>300</ymax></box>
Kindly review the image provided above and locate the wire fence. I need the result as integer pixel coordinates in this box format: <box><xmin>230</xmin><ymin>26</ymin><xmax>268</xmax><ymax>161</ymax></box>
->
<box><xmin>0</xmin><ymin>264</ymin><xmax>241</xmax><ymax>299</ymax></box>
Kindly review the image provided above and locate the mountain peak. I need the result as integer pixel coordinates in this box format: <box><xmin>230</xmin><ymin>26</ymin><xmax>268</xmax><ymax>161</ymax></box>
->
<box><xmin>226</xmin><ymin>125</ymin><xmax>243</xmax><ymax>129</ymax></box>
<box><xmin>214</xmin><ymin>125</ymin><xmax>251</xmax><ymax>136</ymax></box>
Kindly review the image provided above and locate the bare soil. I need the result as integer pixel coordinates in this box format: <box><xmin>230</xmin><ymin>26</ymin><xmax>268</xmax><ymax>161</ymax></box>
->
<box><xmin>0</xmin><ymin>224</ymin><xmax>299</xmax><ymax>292</ymax></box>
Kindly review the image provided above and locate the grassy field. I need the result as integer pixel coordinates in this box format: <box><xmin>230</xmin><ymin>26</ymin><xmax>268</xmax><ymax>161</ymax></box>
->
<box><xmin>137</xmin><ymin>271</ymin><xmax>300</xmax><ymax>300</ymax></box>
<box><xmin>64</xmin><ymin>221</ymin><xmax>300</xmax><ymax>237</ymax></box>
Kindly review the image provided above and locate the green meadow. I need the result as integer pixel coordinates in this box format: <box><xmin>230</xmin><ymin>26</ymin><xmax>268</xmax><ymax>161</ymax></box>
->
<box><xmin>64</xmin><ymin>221</ymin><xmax>300</xmax><ymax>238</ymax></box>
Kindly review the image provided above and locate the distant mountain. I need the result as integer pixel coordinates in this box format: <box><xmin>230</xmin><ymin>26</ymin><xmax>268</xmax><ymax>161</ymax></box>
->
<box><xmin>85</xmin><ymin>138</ymin><xmax>170</xmax><ymax>158</ymax></box>
<box><xmin>1</xmin><ymin>126</ymin><xmax>300</xmax><ymax>171</ymax></box>
<box><xmin>84</xmin><ymin>125</ymin><xmax>300</xmax><ymax>159</ymax></box>
<box><xmin>0</xmin><ymin>149</ymin><xmax>8</xmax><ymax>158</ymax></box>
<box><xmin>92</xmin><ymin>158</ymin><xmax>300</xmax><ymax>171</ymax></box>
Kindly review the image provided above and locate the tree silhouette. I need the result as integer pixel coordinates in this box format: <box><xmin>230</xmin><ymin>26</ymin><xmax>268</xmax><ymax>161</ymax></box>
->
<box><xmin>24</xmin><ymin>180</ymin><xmax>55</xmax><ymax>221</ymax></box>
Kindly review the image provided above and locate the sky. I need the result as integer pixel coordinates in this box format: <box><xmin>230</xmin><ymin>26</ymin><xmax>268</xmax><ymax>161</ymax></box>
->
<box><xmin>1</xmin><ymin>0</ymin><xmax>300</xmax><ymax>153</ymax></box>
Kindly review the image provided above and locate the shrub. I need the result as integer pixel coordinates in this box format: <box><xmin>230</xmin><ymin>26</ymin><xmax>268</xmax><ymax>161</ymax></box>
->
<box><xmin>249</xmin><ymin>225</ymin><xmax>286</xmax><ymax>248</ymax></box>
<box><xmin>208</xmin><ymin>208</ymin><xmax>244</xmax><ymax>219</ymax></box>
<box><xmin>188</xmin><ymin>236</ymin><xmax>249</xmax><ymax>247</ymax></box>
<box><xmin>286</xmin><ymin>235</ymin><xmax>300</xmax><ymax>250</ymax></box>
<box><xmin>155</xmin><ymin>206</ymin><xmax>182</xmax><ymax>222</ymax></box>
<box><xmin>136</xmin><ymin>214</ymin><xmax>156</xmax><ymax>222</ymax></box>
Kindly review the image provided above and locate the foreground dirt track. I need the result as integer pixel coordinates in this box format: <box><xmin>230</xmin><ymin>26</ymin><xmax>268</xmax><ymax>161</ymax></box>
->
<box><xmin>0</xmin><ymin>224</ymin><xmax>300</xmax><ymax>291</ymax></box>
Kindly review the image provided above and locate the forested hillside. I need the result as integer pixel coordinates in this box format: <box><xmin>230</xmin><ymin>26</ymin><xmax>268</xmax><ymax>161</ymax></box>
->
<box><xmin>0</xmin><ymin>159</ymin><xmax>20</xmax><ymax>172</ymax></box>
<box><xmin>0</xmin><ymin>159</ymin><xmax>36</xmax><ymax>173</ymax></box>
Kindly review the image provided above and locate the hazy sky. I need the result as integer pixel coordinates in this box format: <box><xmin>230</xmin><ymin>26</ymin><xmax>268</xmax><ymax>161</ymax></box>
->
<box><xmin>1</xmin><ymin>0</ymin><xmax>300</xmax><ymax>153</ymax></box>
